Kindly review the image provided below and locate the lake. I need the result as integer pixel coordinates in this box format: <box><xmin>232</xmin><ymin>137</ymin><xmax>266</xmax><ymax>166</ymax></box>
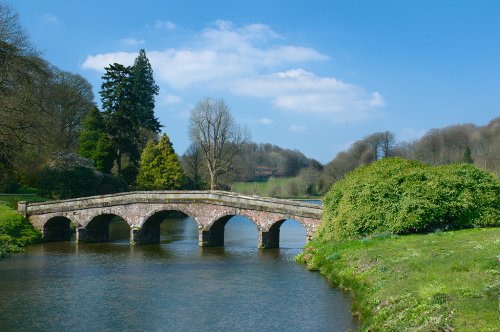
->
<box><xmin>0</xmin><ymin>214</ymin><xmax>357</xmax><ymax>331</ymax></box>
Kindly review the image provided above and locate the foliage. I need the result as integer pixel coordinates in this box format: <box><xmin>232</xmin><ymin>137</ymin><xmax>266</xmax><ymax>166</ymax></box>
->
<box><xmin>100</xmin><ymin>62</ymin><xmax>139</xmax><ymax>177</ymax></box>
<box><xmin>79</xmin><ymin>107</ymin><xmax>116</xmax><ymax>172</ymax></box>
<box><xmin>1</xmin><ymin>5</ymin><xmax>95</xmax><ymax>186</ymax></box>
<box><xmin>37</xmin><ymin>153</ymin><xmax>127</xmax><ymax>199</ymax></box>
<box><xmin>131</xmin><ymin>49</ymin><xmax>161</xmax><ymax>135</ymax></box>
<box><xmin>231</xmin><ymin>142</ymin><xmax>321</xmax><ymax>182</ymax></box>
<box><xmin>97</xmin><ymin>50</ymin><xmax>162</xmax><ymax>184</ymax></box>
<box><xmin>0</xmin><ymin>167</ymin><xmax>19</xmax><ymax>193</ymax></box>
<box><xmin>298</xmin><ymin>228</ymin><xmax>500</xmax><ymax>331</ymax></box>
<box><xmin>136</xmin><ymin>134</ymin><xmax>185</xmax><ymax>190</ymax></box>
<box><xmin>46</xmin><ymin>68</ymin><xmax>95</xmax><ymax>152</ymax></box>
<box><xmin>463</xmin><ymin>145</ymin><xmax>473</xmax><ymax>164</ymax></box>
<box><xmin>323</xmin><ymin>131</ymin><xmax>396</xmax><ymax>185</ymax></box>
<box><xmin>323</xmin><ymin>118</ymin><xmax>500</xmax><ymax>187</ymax></box>
<box><xmin>0</xmin><ymin>204</ymin><xmax>41</xmax><ymax>258</ymax></box>
<box><xmin>318</xmin><ymin>158</ymin><xmax>500</xmax><ymax>242</ymax></box>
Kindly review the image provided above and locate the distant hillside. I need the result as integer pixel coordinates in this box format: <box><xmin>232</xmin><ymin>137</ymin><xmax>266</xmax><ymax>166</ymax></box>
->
<box><xmin>323</xmin><ymin>117</ymin><xmax>500</xmax><ymax>186</ymax></box>
<box><xmin>182</xmin><ymin>142</ymin><xmax>322</xmax><ymax>189</ymax></box>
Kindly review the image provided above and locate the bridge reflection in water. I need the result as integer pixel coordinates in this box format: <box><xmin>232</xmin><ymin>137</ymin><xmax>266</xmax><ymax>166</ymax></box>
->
<box><xmin>19</xmin><ymin>191</ymin><xmax>322</xmax><ymax>249</ymax></box>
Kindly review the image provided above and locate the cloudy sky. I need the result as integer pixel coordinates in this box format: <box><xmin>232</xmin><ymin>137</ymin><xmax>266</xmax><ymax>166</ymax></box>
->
<box><xmin>10</xmin><ymin>0</ymin><xmax>500</xmax><ymax>163</ymax></box>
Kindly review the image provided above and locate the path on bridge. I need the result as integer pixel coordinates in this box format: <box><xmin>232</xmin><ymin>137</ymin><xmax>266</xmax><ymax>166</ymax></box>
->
<box><xmin>19</xmin><ymin>191</ymin><xmax>323</xmax><ymax>248</ymax></box>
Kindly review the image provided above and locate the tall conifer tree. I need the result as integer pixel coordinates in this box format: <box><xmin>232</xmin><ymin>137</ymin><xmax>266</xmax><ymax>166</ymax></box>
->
<box><xmin>100</xmin><ymin>63</ymin><xmax>138</xmax><ymax>176</ymax></box>
<box><xmin>98</xmin><ymin>51</ymin><xmax>162</xmax><ymax>183</ymax></box>
<box><xmin>131</xmin><ymin>49</ymin><xmax>161</xmax><ymax>135</ymax></box>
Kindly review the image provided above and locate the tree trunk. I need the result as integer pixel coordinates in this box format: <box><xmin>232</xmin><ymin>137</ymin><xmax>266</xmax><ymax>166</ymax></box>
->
<box><xmin>116</xmin><ymin>148</ymin><xmax>122</xmax><ymax>175</ymax></box>
<box><xmin>209</xmin><ymin>171</ymin><xmax>217</xmax><ymax>190</ymax></box>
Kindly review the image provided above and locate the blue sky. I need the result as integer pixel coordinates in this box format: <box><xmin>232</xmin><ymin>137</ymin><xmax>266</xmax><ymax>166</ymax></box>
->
<box><xmin>9</xmin><ymin>0</ymin><xmax>500</xmax><ymax>163</ymax></box>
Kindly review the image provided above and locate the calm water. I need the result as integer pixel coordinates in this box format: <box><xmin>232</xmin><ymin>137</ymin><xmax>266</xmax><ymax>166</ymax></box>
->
<box><xmin>0</xmin><ymin>215</ymin><xmax>357</xmax><ymax>332</ymax></box>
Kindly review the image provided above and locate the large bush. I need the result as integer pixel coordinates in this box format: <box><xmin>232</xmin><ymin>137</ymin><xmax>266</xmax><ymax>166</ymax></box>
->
<box><xmin>37</xmin><ymin>152</ymin><xmax>128</xmax><ymax>199</ymax></box>
<box><xmin>38</xmin><ymin>167</ymin><xmax>128</xmax><ymax>199</ymax></box>
<box><xmin>317</xmin><ymin>158</ymin><xmax>500</xmax><ymax>241</ymax></box>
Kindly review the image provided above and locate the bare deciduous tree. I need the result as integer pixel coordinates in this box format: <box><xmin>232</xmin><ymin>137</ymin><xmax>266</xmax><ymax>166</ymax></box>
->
<box><xmin>188</xmin><ymin>97</ymin><xmax>250</xmax><ymax>190</ymax></box>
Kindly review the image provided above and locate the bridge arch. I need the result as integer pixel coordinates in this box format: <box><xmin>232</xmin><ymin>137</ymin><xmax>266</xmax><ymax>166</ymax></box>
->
<box><xmin>43</xmin><ymin>216</ymin><xmax>75</xmax><ymax>242</ymax></box>
<box><xmin>140</xmin><ymin>206</ymin><xmax>200</xmax><ymax>229</ymax></box>
<box><xmin>200</xmin><ymin>210</ymin><xmax>260</xmax><ymax>247</ymax></box>
<box><xmin>267</xmin><ymin>218</ymin><xmax>307</xmax><ymax>249</ymax></box>
<box><xmin>77</xmin><ymin>213</ymin><xmax>130</xmax><ymax>243</ymax></box>
<box><xmin>134</xmin><ymin>207</ymin><xmax>200</xmax><ymax>244</ymax></box>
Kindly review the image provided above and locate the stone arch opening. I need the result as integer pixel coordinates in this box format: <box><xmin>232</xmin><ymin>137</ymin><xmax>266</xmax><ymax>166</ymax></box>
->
<box><xmin>77</xmin><ymin>214</ymin><xmax>129</xmax><ymax>243</ymax></box>
<box><xmin>267</xmin><ymin>219</ymin><xmax>307</xmax><ymax>249</ymax></box>
<box><xmin>202</xmin><ymin>214</ymin><xmax>258</xmax><ymax>247</ymax></box>
<box><xmin>43</xmin><ymin>216</ymin><xmax>73</xmax><ymax>242</ymax></box>
<box><xmin>135</xmin><ymin>210</ymin><xmax>197</xmax><ymax>245</ymax></box>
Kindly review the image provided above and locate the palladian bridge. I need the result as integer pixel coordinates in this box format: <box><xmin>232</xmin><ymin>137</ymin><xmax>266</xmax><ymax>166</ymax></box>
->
<box><xmin>18</xmin><ymin>191</ymin><xmax>323</xmax><ymax>248</ymax></box>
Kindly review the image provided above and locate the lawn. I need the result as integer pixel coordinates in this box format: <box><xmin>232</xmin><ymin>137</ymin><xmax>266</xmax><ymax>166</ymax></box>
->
<box><xmin>231</xmin><ymin>177</ymin><xmax>322</xmax><ymax>199</ymax></box>
<box><xmin>299</xmin><ymin>228</ymin><xmax>500</xmax><ymax>331</ymax></box>
<box><xmin>0</xmin><ymin>193</ymin><xmax>48</xmax><ymax>209</ymax></box>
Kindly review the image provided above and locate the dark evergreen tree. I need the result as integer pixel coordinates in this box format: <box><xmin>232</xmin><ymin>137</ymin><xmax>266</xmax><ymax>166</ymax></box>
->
<box><xmin>463</xmin><ymin>146</ymin><xmax>474</xmax><ymax>164</ymax></box>
<box><xmin>98</xmin><ymin>51</ymin><xmax>162</xmax><ymax>184</ymax></box>
<box><xmin>131</xmin><ymin>49</ymin><xmax>161</xmax><ymax>136</ymax></box>
<box><xmin>100</xmin><ymin>63</ymin><xmax>138</xmax><ymax>177</ymax></box>
<box><xmin>78</xmin><ymin>107</ymin><xmax>115</xmax><ymax>172</ymax></box>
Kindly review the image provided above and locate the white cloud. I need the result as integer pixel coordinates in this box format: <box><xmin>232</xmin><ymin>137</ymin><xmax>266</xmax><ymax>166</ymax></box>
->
<box><xmin>259</xmin><ymin>118</ymin><xmax>274</xmax><ymax>125</ymax></box>
<box><xmin>81</xmin><ymin>21</ymin><xmax>382</xmax><ymax>122</ymax></box>
<box><xmin>160</xmin><ymin>94</ymin><xmax>182</xmax><ymax>105</ymax></box>
<box><xmin>289</xmin><ymin>124</ymin><xmax>306</xmax><ymax>132</ymax></box>
<box><xmin>154</xmin><ymin>20</ymin><xmax>176</xmax><ymax>30</ymax></box>
<box><xmin>119</xmin><ymin>38</ymin><xmax>145</xmax><ymax>46</ymax></box>
<box><xmin>231</xmin><ymin>69</ymin><xmax>383</xmax><ymax>122</ymax></box>
<box><xmin>82</xmin><ymin>21</ymin><xmax>327</xmax><ymax>88</ymax></box>
<box><xmin>82</xmin><ymin>52</ymin><xmax>136</xmax><ymax>70</ymax></box>
<box><xmin>42</xmin><ymin>14</ymin><xmax>58</xmax><ymax>25</ymax></box>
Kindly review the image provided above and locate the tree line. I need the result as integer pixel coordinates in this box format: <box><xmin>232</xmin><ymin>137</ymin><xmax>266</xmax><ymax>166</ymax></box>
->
<box><xmin>229</xmin><ymin>119</ymin><xmax>499</xmax><ymax>198</ymax></box>
<box><xmin>0</xmin><ymin>4</ymin><xmax>179</xmax><ymax>196</ymax></box>
<box><xmin>1</xmin><ymin>4</ymin><xmax>94</xmax><ymax>190</ymax></box>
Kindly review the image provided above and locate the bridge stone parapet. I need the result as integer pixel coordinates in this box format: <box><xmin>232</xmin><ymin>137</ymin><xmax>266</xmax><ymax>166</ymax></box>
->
<box><xmin>19</xmin><ymin>191</ymin><xmax>323</xmax><ymax>248</ymax></box>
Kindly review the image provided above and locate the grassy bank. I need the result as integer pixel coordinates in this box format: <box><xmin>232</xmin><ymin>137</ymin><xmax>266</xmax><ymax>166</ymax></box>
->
<box><xmin>0</xmin><ymin>204</ymin><xmax>41</xmax><ymax>258</ymax></box>
<box><xmin>0</xmin><ymin>187</ymin><xmax>49</xmax><ymax>209</ymax></box>
<box><xmin>298</xmin><ymin>228</ymin><xmax>499</xmax><ymax>331</ymax></box>
<box><xmin>231</xmin><ymin>177</ymin><xmax>322</xmax><ymax>199</ymax></box>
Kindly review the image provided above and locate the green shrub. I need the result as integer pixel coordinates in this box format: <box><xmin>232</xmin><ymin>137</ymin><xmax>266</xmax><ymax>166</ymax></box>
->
<box><xmin>0</xmin><ymin>205</ymin><xmax>41</xmax><ymax>258</ymax></box>
<box><xmin>318</xmin><ymin>158</ymin><xmax>500</xmax><ymax>241</ymax></box>
<box><xmin>38</xmin><ymin>166</ymin><xmax>128</xmax><ymax>199</ymax></box>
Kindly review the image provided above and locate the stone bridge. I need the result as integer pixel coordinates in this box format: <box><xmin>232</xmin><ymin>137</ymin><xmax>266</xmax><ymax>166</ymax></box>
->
<box><xmin>18</xmin><ymin>191</ymin><xmax>323</xmax><ymax>248</ymax></box>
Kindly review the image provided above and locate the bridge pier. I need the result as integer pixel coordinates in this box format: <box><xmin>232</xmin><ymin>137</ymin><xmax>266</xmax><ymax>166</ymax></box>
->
<box><xmin>258</xmin><ymin>230</ymin><xmax>280</xmax><ymax>249</ymax></box>
<box><xmin>198</xmin><ymin>229</ymin><xmax>224</xmax><ymax>247</ymax></box>
<box><xmin>76</xmin><ymin>226</ymin><xmax>108</xmax><ymax>243</ymax></box>
<box><xmin>130</xmin><ymin>227</ymin><xmax>160</xmax><ymax>245</ymax></box>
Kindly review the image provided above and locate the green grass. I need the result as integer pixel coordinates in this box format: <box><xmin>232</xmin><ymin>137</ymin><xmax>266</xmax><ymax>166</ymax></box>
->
<box><xmin>0</xmin><ymin>193</ymin><xmax>48</xmax><ymax>209</ymax></box>
<box><xmin>231</xmin><ymin>177</ymin><xmax>291</xmax><ymax>194</ymax></box>
<box><xmin>298</xmin><ymin>228</ymin><xmax>500</xmax><ymax>331</ymax></box>
<box><xmin>231</xmin><ymin>177</ymin><xmax>321</xmax><ymax>198</ymax></box>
